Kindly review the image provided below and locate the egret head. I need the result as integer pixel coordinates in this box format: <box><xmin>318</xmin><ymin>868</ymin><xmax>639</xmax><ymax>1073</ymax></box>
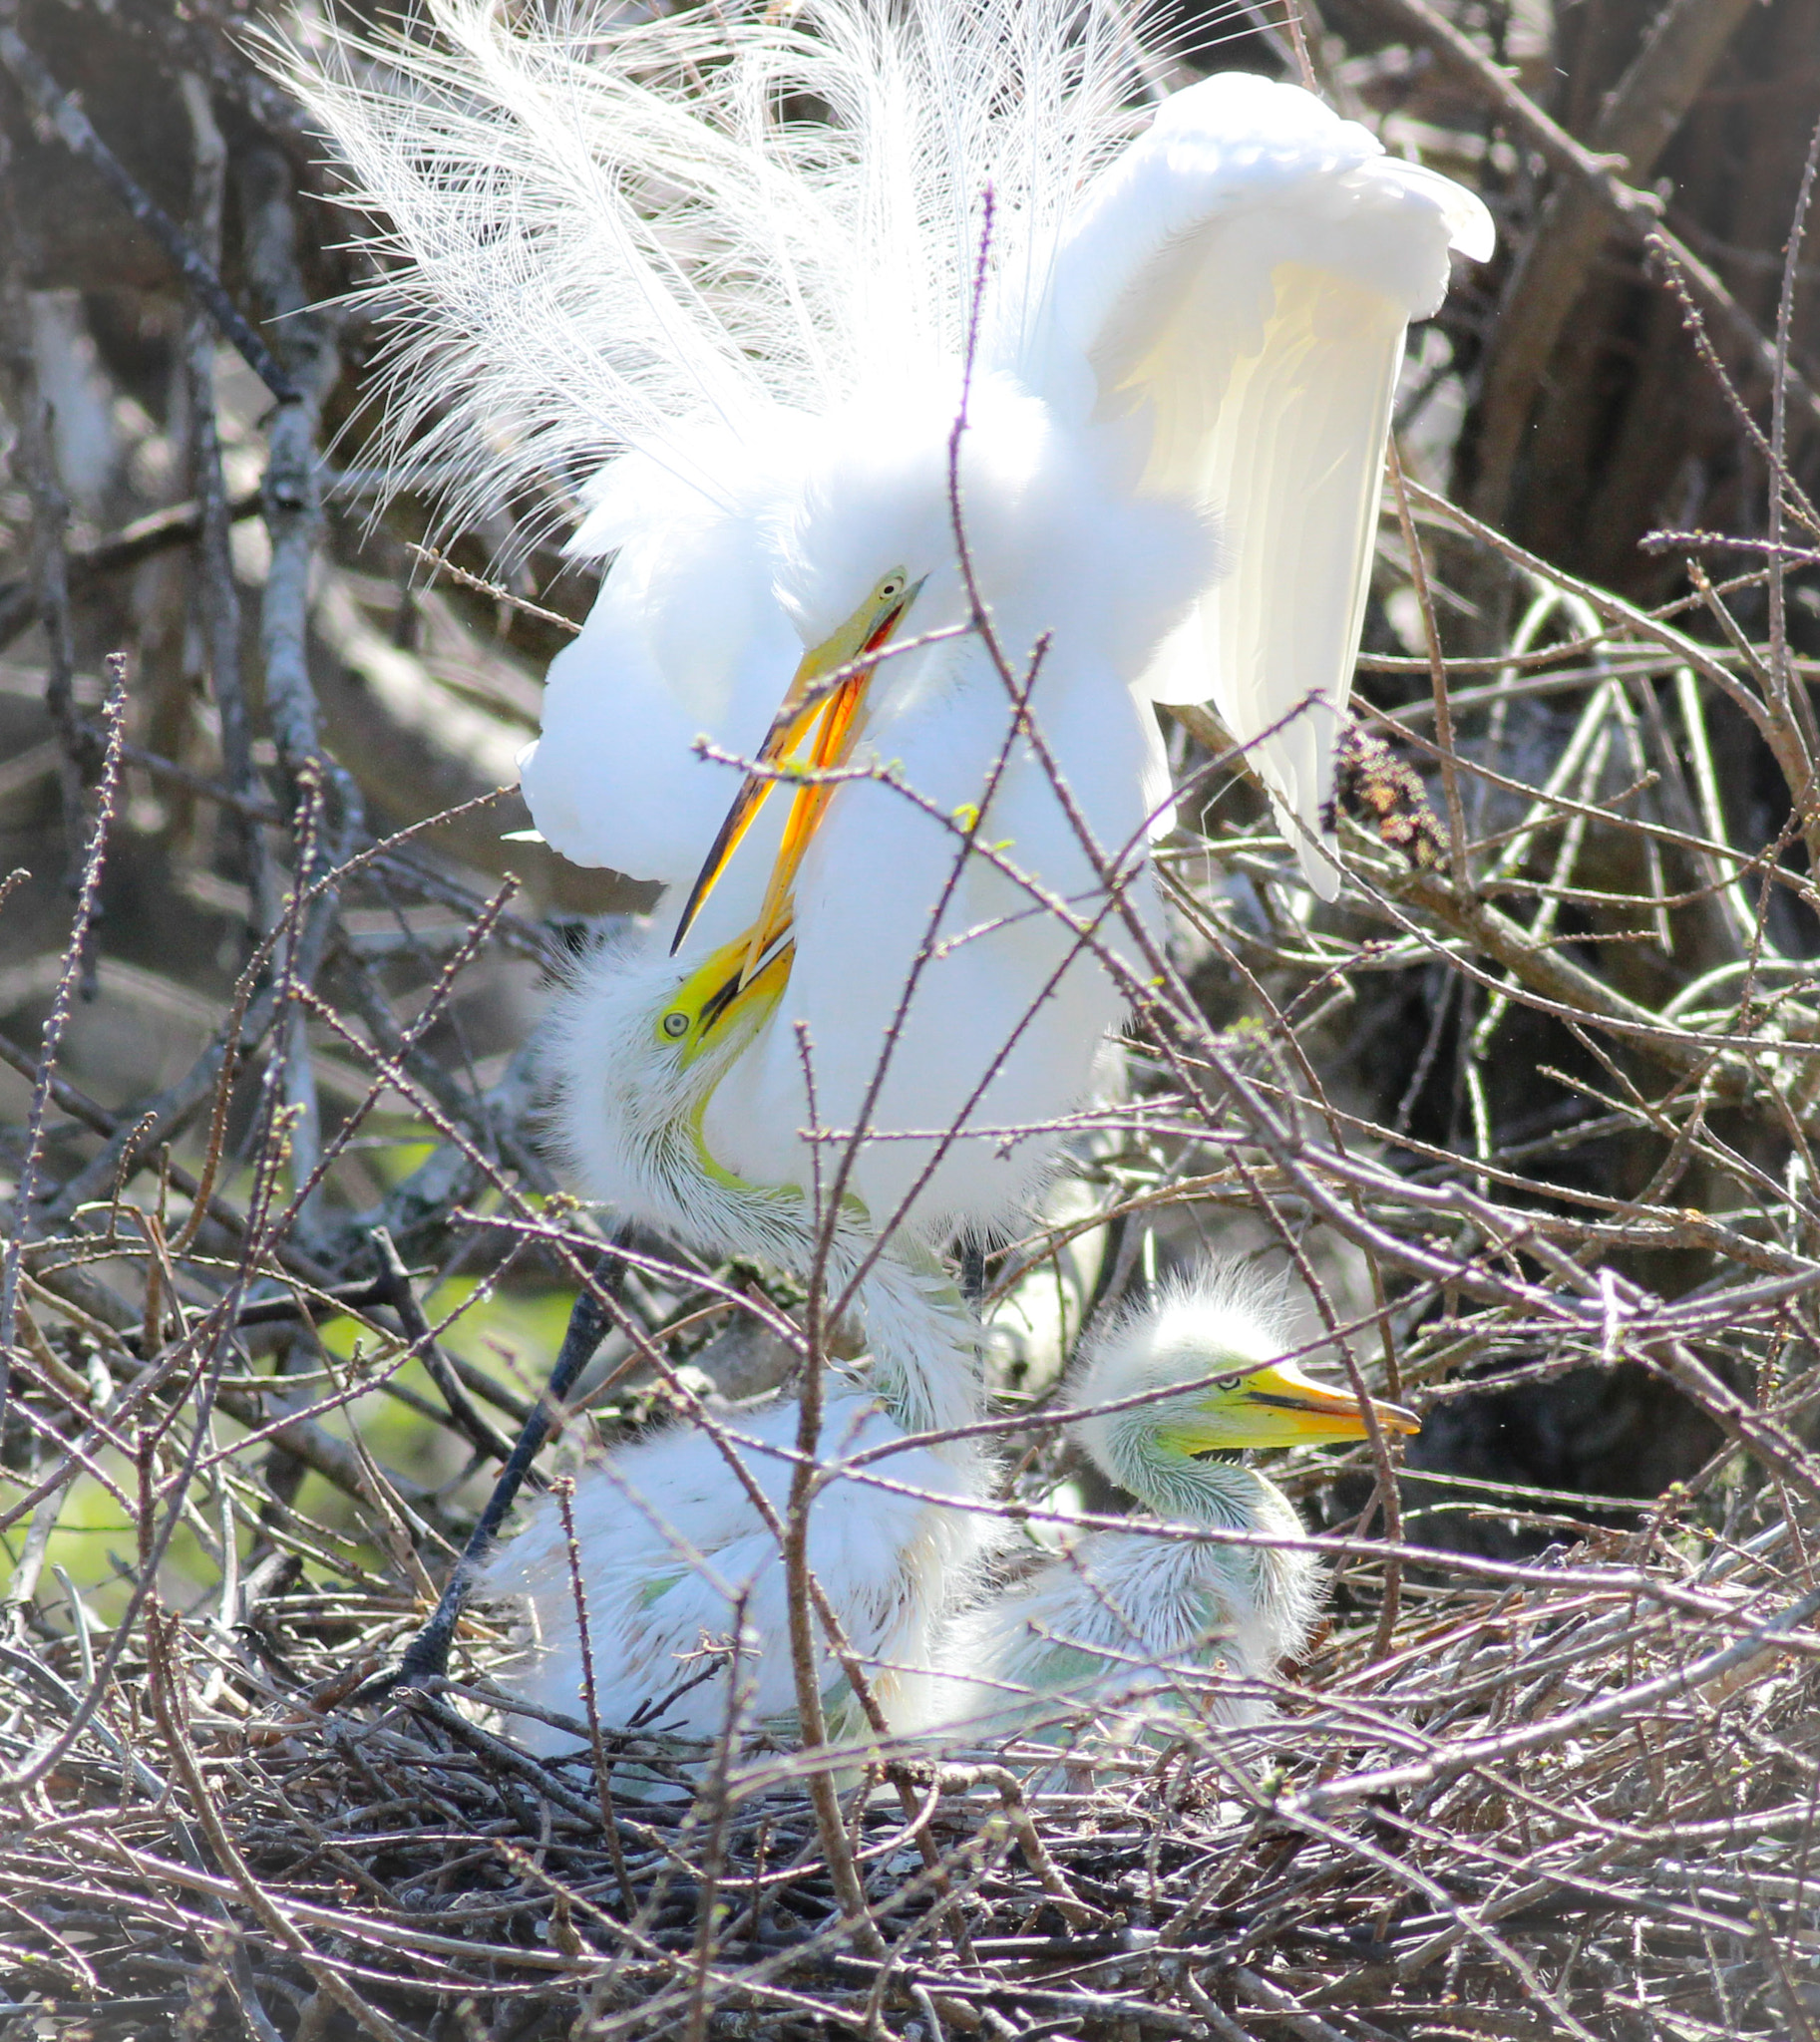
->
<box><xmin>666</xmin><ymin>367</ymin><xmax>1220</xmax><ymax>965</ymax></box>
<box><xmin>651</xmin><ymin>926</ymin><xmax>795</xmax><ymax>1077</ymax></box>
<box><xmin>670</xmin><ymin>373</ymin><xmax>1142</xmax><ymax>959</ymax></box>
<box><xmin>1070</xmin><ymin>1267</ymin><xmax>1419</xmax><ymax>1492</ymax></box>
<box><xmin>769</xmin><ymin>372</ymin><xmax>1055</xmax><ymax>654</ymax></box>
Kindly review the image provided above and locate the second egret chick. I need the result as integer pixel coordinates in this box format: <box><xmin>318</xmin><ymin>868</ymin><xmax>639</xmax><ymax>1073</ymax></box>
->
<box><xmin>479</xmin><ymin>1378</ymin><xmax>991</xmax><ymax>1772</ymax></box>
<box><xmin>927</xmin><ymin>1268</ymin><xmax>1418</xmax><ymax>1743</ymax></box>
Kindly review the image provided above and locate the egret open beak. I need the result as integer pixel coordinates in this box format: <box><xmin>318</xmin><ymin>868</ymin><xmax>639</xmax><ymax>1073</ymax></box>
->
<box><xmin>1171</xmin><ymin>1358</ymin><xmax>1421</xmax><ymax>1454</ymax></box>
<box><xmin>660</xmin><ymin>923</ymin><xmax>797</xmax><ymax>1069</ymax></box>
<box><xmin>670</xmin><ymin>570</ymin><xmax>924</xmax><ymax>978</ymax></box>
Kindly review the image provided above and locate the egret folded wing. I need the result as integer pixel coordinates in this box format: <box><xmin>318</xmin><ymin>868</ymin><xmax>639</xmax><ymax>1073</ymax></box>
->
<box><xmin>1035</xmin><ymin>74</ymin><xmax>1493</xmax><ymax>897</ymax></box>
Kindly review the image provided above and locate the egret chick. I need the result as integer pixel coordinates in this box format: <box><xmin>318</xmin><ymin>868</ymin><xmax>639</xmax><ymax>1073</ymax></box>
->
<box><xmin>477</xmin><ymin>919</ymin><xmax>994</xmax><ymax>1764</ymax></box>
<box><xmin>928</xmin><ymin>1268</ymin><xmax>1418</xmax><ymax>1742</ymax></box>
<box><xmin>544</xmin><ymin>918</ymin><xmax>982</xmax><ymax>1436</ymax></box>
<box><xmin>479</xmin><ymin>1379</ymin><xmax>989</xmax><ymax>1768</ymax></box>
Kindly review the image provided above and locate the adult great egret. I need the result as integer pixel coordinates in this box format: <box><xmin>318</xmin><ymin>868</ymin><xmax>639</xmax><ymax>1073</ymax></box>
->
<box><xmin>925</xmin><ymin>1267</ymin><xmax>1419</xmax><ymax>1741</ymax></box>
<box><xmin>284</xmin><ymin>0</ymin><xmax>1470</xmax><ymax>1729</ymax></box>
<box><xmin>286</xmin><ymin>0</ymin><xmax>1493</xmax><ymax>1250</ymax></box>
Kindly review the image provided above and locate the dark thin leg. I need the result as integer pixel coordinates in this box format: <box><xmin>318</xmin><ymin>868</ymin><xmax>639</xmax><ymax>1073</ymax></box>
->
<box><xmin>356</xmin><ymin>1247</ymin><xmax>622</xmax><ymax>1700</ymax></box>
<box><xmin>959</xmin><ymin>1237</ymin><xmax>988</xmax><ymax>1306</ymax></box>
<box><xmin>1078</xmin><ymin>1208</ymin><xmax>1130</xmax><ymax>1332</ymax></box>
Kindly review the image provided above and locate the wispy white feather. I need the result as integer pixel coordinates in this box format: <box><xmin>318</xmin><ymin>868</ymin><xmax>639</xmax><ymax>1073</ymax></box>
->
<box><xmin>271</xmin><ymin>0</ymin><xmax>1165</xmax><ymax>537</ymax></box>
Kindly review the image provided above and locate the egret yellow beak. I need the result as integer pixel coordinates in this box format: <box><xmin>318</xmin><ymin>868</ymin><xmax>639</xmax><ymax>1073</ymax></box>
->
<box><xmin>670</xmin><ymin>568</ymin><xmax>923</xmax><ymax>977</ymax></box>
<box><xmin>656</xmin><ymin>924</ymin><xmax>797</xmax><ymax>1068</ymax></box>
<box><xmin>1164</xmin><ymin>1358</ymin><xmax>1420</xmax><ymax>1456</ymax></box>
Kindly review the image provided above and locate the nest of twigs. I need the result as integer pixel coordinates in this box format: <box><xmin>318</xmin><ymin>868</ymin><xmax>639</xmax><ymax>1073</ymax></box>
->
<box><xmin>2</xmin><ymin>1453</ymin><xmax>1816</xmax><ymax>2041</ymax></box>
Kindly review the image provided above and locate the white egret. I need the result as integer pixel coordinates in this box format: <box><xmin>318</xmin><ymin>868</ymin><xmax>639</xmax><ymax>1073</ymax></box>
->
<box><xmin>926</xmin><ymin>1267</ymin><xmax>1419</xmax><ymax>1740</ymax></box>
<box><xmin>542</xmin><ymin>922</ymin><xmax>982</xmax><ymax>1435</ymax></box>
<box><xmin>466</xmin><ymin>918</ymin><xmax>994</xmax><ymax>1760</ymax></box>
<box><xmin>285</xmin><ymin>0</ymin><xmax>1494</xmax><ymax>1252</ymax></box>
<box><xmin>479</xmin><ymin>1379</ymin><xmax>990</xmax><ymax>1764</ymax></box>
<box><xmin>442</xmin><ymin>914</ymin><xmax>997</xmax><ymax>1739</ymax></box>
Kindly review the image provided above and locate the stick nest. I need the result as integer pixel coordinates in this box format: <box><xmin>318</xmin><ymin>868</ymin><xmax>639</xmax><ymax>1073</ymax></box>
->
<box><xmin>3</xmin><ymin>1492</ymin><xmax>1815</xmax><ymax>2041</ymax></box>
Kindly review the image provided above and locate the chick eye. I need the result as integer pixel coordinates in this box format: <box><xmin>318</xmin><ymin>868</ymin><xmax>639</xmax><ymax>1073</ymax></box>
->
<box><xmin>661</xmin><ymin>1011</ymin><xmax>690</xmax><ymax>1039</ymax></box>
<box><xmin>880</xmin><ymin>575</ymin><xmax>903</xmax><ymax>599</ymax></box>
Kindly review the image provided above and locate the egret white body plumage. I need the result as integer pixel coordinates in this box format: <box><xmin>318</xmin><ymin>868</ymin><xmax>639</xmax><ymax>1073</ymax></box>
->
<box><xmin>285</xmin><ymin>0</ymin><xmax>1492</xmax><ymax>1245</ymax></box>
<box><xmin>924</xmin><ymin>1268</ymin><xmax>1419</xmax><ymax>1740</ymax></box>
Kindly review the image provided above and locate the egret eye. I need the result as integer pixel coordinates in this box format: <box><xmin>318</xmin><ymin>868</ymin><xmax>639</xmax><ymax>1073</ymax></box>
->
<box><xmin>661</xmin><ymin>1011</ymin><xmax>690</xmax><ymax>1039</ymax></box>
<box><xmin>1216</xmin><ymin>1373</ymin><xmax>1243</xmax><ymax>1393</ymax></box>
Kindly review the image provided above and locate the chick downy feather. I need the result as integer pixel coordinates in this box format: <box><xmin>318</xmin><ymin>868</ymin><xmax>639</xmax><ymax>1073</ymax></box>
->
<box><xmin>923</xmin><ymin>1266</ymin><xmax>1324</xmax><ymax>1743</ymax></box>
<box><xmin>479</xmin><ymin>1388</ymin><xmax>993</xmax><ymax>1768</ymax></box>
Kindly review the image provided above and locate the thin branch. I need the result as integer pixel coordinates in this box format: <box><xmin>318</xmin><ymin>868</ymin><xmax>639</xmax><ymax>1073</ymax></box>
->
<box><xmin>0</xmin><ymin>656</ymin><xmax>128</xmax><ymax>1438</ymax></box>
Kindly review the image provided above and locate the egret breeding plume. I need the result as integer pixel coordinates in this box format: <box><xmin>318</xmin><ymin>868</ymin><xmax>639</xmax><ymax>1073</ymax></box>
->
<box><xmin>928</xmin><ymin>1267</ymin><xmax>1419</xmax><ymax>1741</ymax></box>
<box><xmin>284</xmin><ymin>0</ymin><xmax>1493</xmax><ymax>1255</ymax></box>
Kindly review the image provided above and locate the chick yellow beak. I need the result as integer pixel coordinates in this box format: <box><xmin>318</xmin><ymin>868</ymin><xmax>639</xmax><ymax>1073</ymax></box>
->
<box><xmin>1168</xmin><ymin>1358</ymin><xmax>1421</xmax><ymax>1456</ymax></box>
<box><xmin>670</xmin><ymin>571</ymin><xmax>923</xmax><ymax>976</ymax></box>
<box><xmin>658</xmin><ymin>924</ymin><xmax>797</xmax><ymax>1069</ymax></box>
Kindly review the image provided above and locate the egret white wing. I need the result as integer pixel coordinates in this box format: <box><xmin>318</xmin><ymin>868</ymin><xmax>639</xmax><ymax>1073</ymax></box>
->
<box><xmin>1032</xmin><ymin>74</ymin><xmax>1492</xmax><ymax>896</ymax></box>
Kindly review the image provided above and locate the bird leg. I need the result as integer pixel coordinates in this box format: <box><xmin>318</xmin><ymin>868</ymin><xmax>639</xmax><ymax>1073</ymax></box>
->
<box><xmin>354</xmin><ymin>1248</ymin><xmax>623</xmax><ymax>1702</ymax></box>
